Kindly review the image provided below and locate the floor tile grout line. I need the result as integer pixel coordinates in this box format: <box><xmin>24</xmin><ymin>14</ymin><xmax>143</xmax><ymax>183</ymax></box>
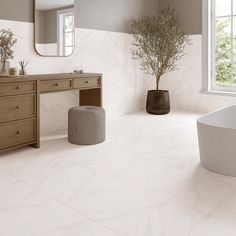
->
<box><xmin>4</xmin><ymin>153</ymin><xmax>208</xmax><ymax>212</ymax></box>
<box><xmin>122</xmin><ymin>207</ymin><xmax>165</xmax><ymax>236</ymax></box>
<box><xmin>6</xmin><ymin>160</ymin><xmax>201</xmax><ymax>235</ymax></box>
<box><xmin>54</xmin><ymin>156</ymin><xmax>175</xmax><ymax>199</ymax></box>
<box><xmin>3</xmin><ymin>152</ymin><xmax>235</xmax><ymax>230</ymax></box>
<box><xmin>2</xmin><ymin>155</ymin><xmax>171</xmax><ymax>202</ymax></box>
<box><xmin>205</xmin><ymin>188</ymin><xmax>236</xmax><ymax>225</ymax></box>
<box><xmin>3</xmin><ymin>165</ymin><xmax>235</xmax><ymax>236</ymax></box>
<box><xmin>5</xmin><ymin>164</ymin><xmax>163</xmax><ymax>235</ymax></box>
<box><xmin>3</xmin><ymin>168</ymin><xmax>123</xmax><ymax>236</ymax></box>
<box><xmin>185</xmin><ymin>214</ymin><xmax>210</xmax><ymax>236</ymax></box>
<box><xmin>185</xmin><ymin>187</ymin><xmax>236</xmax><ymax>235</ymax></box>
<box><xmin>185</xmin><ymin>211</ymin><xmax>236</xmax><ymax>236</ymax></box>
<box><xmin>5</xmin><ymin>164</ymin><xmax>213</xmax><ymax>236</ymax></box>
<box><xmin>63</xmin><ymin>156</ymin><xmax>198</xmax><ymax>197</ymax></box>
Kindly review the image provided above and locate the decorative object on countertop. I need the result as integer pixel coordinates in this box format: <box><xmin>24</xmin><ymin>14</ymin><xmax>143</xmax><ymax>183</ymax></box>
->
<box><xmin>73</xmin><ymin>70</ymin><xmax>79</xmax><ymax>74</ymax></box>
<box><xmin>0</xmin><ymin>29</ymin><xmax>17</xmax><ymax>77</ymax></box>
<box><xmin>19</xmin><ymin>60</ymin><xmax>28</xmax><ymax>75</ymax></box>
<box><xmin>9</xmin><ymin>67</ymin><xmax>18</xmax><ymax>76</ymax></box>
<box><xmin>0</xmin><ymin>60</ymin><xmax>10</xmax><ymax>77</ymax></box>
<box><xmin>131</xmin><ymin>7</ymin><xmax>190</xmax><ymax>115</ymax></box>
<box><xmin>73</xmin><ymin>69</ymin><xmax>84</xmax><ymax>74</ymax></box>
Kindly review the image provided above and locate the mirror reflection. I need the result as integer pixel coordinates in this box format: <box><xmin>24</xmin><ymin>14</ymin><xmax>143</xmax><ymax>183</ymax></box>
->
<box><xmin>35</xmin><ymin>0</ymin><xmax>75</xmax><ymax>57</ymax></box>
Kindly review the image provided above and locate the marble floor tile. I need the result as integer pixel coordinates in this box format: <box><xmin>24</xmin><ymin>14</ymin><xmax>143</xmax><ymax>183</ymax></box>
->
<box><xmin>70</xmin><ymin>152</ymin><xmax>148</xmax><ymax>180</ymax></box>
<box><xmin>93</xmin><ymin>189</ymin><xmax>168</xmax><ymax>235</ymax></box>
<box><xmin>35</xmin><ymin>220</ymin><xmax>120</xmax><ymax>236</ymax></box>
<box><xmin>116</xmin><ymin>161</ymin><xmax>196</xmax><ymax>198</ymax></box>
<box><xmin>188</xmin><ymin>215</ymin><xmax>236</xmax><ymax>236</ymax></box>
<box><xmin>209</xmin><ymin>186</ymin><xmax>236</xmax><ymax>224</ymax></box>
<box><xmin>138</xmin><ymin>154</ymin><xmax>209</xmax><ymax>177</ymax></box>
<box><xmin>173</xmin><ymin>175</ymin><xmax>232</xmax><ymax>213</ymax></box>
<box><xmin>126</xmin><ymin>201</ymin><xmax>205</xmax><ymax>236</ymax></box>
<box><xmin>10</xmin><ymin>158</ymin><xmax>145</xmax><ymax>218</ymax></box>
<box><xmin>1</xmin><ymin>111</ymin><xmax>236</xmax><ymax>235</ymax></box>
<box><xmin>0</xmin><ymin>172</ymin><xmax>93</xmax><ymax>236</ymax></box>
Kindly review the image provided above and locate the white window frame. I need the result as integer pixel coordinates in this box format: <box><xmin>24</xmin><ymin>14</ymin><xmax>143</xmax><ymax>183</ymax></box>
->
<box><xmin>57</xmin><ymin>8</ymin><xmax>75</xmax><ymax>56</ymax></box>
<box><xmin>202</xmin><ymin>0</ymin><xmax>236</xmax><ymax>95</ymax></box>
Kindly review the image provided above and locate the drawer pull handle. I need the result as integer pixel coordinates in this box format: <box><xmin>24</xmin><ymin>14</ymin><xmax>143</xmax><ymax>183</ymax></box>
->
<box><xmin>16</xmin><ymin>105</ymin><xmax>21</xmax><ymax>109</ymax></box>
<box><xmin>16</xmin><ymin>86</ymin><xmax>21</xmax><ymax>90</ymax></box>
<box><xmin>84</xmin><ymin>81</ymin><xmax>89</xmax><ymax>84</ymax></box>
<box><xmin>55</xmin><ymin>83</ymin><xmax>59</xmax><ymax>86</ymax></box>
<box><xmin>16</xmin><ymin>131</ymin><xmax>21</xmax><ymax>135</ymax></box>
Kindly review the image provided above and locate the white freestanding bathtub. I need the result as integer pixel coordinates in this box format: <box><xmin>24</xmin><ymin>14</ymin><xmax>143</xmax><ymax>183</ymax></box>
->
<box><xmin>197</xmin><ymin>105</ymin><xmax>236</xmax><ymax>176</ymax></box>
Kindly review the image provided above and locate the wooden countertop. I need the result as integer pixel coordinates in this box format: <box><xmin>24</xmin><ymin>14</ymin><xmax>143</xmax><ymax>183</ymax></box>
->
<box><xmin>0</xmin><ymin>73</ymin><xmax>102</xmax><ymax>83</ymax></box>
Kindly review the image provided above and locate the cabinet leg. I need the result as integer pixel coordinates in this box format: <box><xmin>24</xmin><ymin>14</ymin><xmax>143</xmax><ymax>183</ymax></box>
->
<box><xmin>31</xmin><ymin>141</ymin><xmax>40</xmax><ymax>149</ymax></box>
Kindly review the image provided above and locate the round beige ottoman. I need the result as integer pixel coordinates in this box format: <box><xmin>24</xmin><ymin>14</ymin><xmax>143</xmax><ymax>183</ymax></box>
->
<box><xmin>68</xmin><ymin>106</ymin><xmax>106</xmax><ymax>145</ymax></box>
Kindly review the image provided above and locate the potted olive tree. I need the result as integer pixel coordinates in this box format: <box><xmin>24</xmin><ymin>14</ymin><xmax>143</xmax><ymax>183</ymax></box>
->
<box><xmin>131</xmin><ymin>7</ymin><xmax>190</xmax><ymax>115</ymax></box>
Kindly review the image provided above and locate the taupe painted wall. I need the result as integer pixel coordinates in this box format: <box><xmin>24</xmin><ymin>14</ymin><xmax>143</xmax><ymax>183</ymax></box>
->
<box><xmin>1</xmin><ymin>0</ymin><xmax>201</xmax><ymax>34</ymax></box>
<box><xmin>0</xmin><ymin>0</ymin><xmax>159</xmax><ymax>33</ymax></box>
<box><xmin>159</xmin><ymin>0</ymin><xmax>202</xmax><ymax>35</ymax></box>
<box><xmin>0</xmin><ymin>0</ymin><xmax>34</xmax><ymax>23</ymax></box>
<box><xmin>76</xmin><ymin>0</ymin><xmax>159</xmax><ymax>32</ymax></box>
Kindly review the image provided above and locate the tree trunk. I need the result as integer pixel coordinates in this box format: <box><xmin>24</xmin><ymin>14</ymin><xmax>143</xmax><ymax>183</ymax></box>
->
<box><xmin>156</xmin><ymin>76</ymin><xmax>161</xmax><ymax>91</ymax></box>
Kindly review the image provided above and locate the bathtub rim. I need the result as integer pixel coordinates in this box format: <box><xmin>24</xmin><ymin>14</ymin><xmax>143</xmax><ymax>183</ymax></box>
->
<box><xmin>197</xmin><ymin>105</ymin><xmax>236</xmax><ymax>130</ymax></box>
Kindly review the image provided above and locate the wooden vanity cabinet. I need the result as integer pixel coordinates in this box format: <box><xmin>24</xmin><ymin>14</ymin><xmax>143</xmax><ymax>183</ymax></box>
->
<box><xmin>0</xmin><ymin>73</ymin><xmax>102</xmax><ymax>153</ymax></box>
<box><xmin>0</xmin><ymin>80</ymin><xmax>39</xmax><ymax>152</ymax></box>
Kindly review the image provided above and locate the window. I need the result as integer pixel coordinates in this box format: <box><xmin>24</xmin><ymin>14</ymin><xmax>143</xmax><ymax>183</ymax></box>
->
<box><xmin>203</xmin><ymin>0</ymin><xmax>236</xmax><ymax>93</ymax></box>
<box><xmin>58</xmin><ymin>9</ymin><xmax>75</xmax><ymax>56</ymax></box>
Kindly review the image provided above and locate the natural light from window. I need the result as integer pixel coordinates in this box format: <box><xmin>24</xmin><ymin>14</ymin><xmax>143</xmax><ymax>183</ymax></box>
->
<box><xmin>58</xmin><ymin>10</ymin><xmax>75</xmax><ymax>56</ymax></box>
<box><xmin>212</xmin><ymin>0</ymin><xmax>236</xmax><ymax>91</ymax></box>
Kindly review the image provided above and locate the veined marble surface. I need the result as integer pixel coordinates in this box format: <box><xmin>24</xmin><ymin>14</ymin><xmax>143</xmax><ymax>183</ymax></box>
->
<box><xmin>0</xmin><ymin>111</ymin><xmax>236</xmax><ymax>235</ymax></box>
<box><xmin>158</xmin><ymin>35</ymin><xmax>236</xmax><ymax>113</ymax></box>
<box><xmin>2</xmin><ymin>19</ymin><xmax>236</xmax><ymax>135</ymax></box>
<box><xmin>0</xmin><ymin>19</ymin><xmax>147</xmax><ymax>135</ymax></box>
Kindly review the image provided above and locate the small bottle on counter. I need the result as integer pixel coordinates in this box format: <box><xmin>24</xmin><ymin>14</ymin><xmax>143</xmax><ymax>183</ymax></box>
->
<box><xmin>9</xmin><ymin>67</ymin><xmax>18</xmax><ymax>76</ymax></box>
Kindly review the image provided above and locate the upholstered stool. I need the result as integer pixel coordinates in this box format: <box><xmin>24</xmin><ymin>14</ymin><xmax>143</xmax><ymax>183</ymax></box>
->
<box><xmin>68</xmin><ymin>106</ymin><xmax>106</xmax><ymax>145</ymax></box>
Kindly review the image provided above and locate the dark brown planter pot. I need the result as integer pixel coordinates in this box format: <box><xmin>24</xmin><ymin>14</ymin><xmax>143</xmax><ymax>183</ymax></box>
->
<box><xmin>146</xmin><ymin>90</ymin><xmax>170</xmax><ymax>115</ymax></box>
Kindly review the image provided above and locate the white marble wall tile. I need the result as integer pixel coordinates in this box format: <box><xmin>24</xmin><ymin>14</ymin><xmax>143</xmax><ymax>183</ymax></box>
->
<box><xmin>36</xmin><ymin>43</ymin><xmax>58</xmax><ymax>56</ymax></box>
<box><xmin>158</xmin><ymin>35</ymin><xmax>236</xmax><ymax>113</ymax></box>
<box><xmin>2</xmin><ymin>20</ymin><xmax>236</xmax><ymax>121</ymax></box>
<box><xmin>40</xmin><ymin>91</ymin><xmax>79</xmax><ymax>134</ymax></box>
<box><xmin>0</xmin><ymin>19</ymin><xmax>148</xmax><ymax>134</ymax></box>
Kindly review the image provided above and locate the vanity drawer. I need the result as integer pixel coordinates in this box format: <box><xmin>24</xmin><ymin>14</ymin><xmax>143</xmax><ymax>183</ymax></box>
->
<box><xmin>0</xmin><ymin>82</ymin><xmax>36</xmax><ymax>96</ymax></box>
<box><xmin>0</xmin><ymin>94</ymin><xmax>36</xmax><ymax>122</ymax></box>
<box><xmin>74</xmin><ymin>77</ymin><xmax>100</xmax><ymax>89</ymax></box>
<box><xmin>40</xmin><ymin>79</ymin><xmax>72</xmax><ymax>92</ymax></box>
<box><xmin>0</xmin><ymin>119</ymin><xmax>36</xmax><ymax>149</ymax></box>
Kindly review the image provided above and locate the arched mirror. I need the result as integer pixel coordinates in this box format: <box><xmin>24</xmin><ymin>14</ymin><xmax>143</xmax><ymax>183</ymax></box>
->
<box><xmin>35</xmin><ymin>0</ymin><xmax>75</xmax><ymax>57</ymax></box>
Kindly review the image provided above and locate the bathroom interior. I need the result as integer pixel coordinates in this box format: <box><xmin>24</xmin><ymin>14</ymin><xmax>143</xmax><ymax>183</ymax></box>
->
<box><xmin>0</xmin><ymin>0</ymin><xmax>236</xmax><ymax>235</ymax></box>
